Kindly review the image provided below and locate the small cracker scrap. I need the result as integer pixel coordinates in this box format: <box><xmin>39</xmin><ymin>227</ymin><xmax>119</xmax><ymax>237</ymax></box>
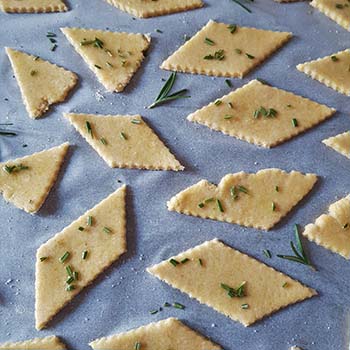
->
<box><xmin>0</xmin><ymin>0</ymin><xmax>67</xmax><ymax>13</ymax></box>
<box><xmin>35</xmin><ymin>186</ymin><xmax>127</xmax><ymax>330</ymax></box>
<box><xmin>0</xmin><ymin>336</ymin><xmax>66</xmax><ymax>350</ymax></box>
<box><xmin>167</xmin><ymin>169</ymin><xmax>317</xmax><ymax>230</ymax></box>
<box><xmin>187</xmin><ymin>79</ymin><xmax>335</xmax><ymax>148</ymax></box>
<box><xmin>61</xmin><ymin>27</ymin><xmax>150</xmax><ymax>92</ymax></box>
<box><xmin>0</xmin><ymin>143</ymin><xmax>69</xmax><ymax>214</ymax></box>
<box><xmin>5</xmin><ymin>48</ymin><xmax>77</xmax><ymax>119</ymax></box>
<box><xmin>161</xmin><ymin>20</ymin><xmax>292</xmax><ymax>78</ymax></box>
<box><xmin>311</xmin><ymin>0</ymin><xmax>350</xmax><ymax>31</ymax></box>
<box><xmin>297</xmin><ymin>49</ymin><xmax>350</xmax><ymax>96</ymax></box>
<box><xmin>147</xmin><ymin>239</ymin><xmax>316</xmax><ymax>326</ymax></box>
<box><xmin>104</xmin><ymin>0</ymin><xmax>203</xmax><ymax>18</ymax></box>
<box><xmin>303</xmin><ymin>195</ymin><xmax>350</xmax><ymax>259</ymax></box>
<box><xmin>64</xmin><ymin>113</ymin><xmax>183</xmax><ymax>171</ymax></box>
<box><xmin>323</xmin><ymin>131</ymin><xmax>350</xmax><ymax>159</ymax></box>
<box><xmin>89</xmin><ymin>318</ymin><xmax>221</xmax><ymax>350</ymax></box>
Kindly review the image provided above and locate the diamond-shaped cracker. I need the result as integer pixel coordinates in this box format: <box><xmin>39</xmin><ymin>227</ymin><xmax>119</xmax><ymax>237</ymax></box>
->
<box><xmin>104</xmin><ymin>0</ymin><xmax>203</xmax><ymax>18</ymax></box>
<box><xmin>89</xmin><ymin>318</ymin><xmax>221</xmax><ymax>350</ymax></box>
<box><xmin>187</xmin><ymin>80</ymin><xmax>335</xmax><ymax>147</ymax></box>
<box><xmin>311</xmin><ymin>0</ymin><xmax>350</xmax><ymax>31</ymax></box>
<box><xmin>160</xmin><ymin>20</ymin><xmax>292</xmax><ymax>78</ymax></box>
<box><xmin>0</xmin><ymin>143</ymin><xmax>69</xmax><ymax>214</ymax></box>
<box><xmin>64</xmin><ymin>113</ymin><xmax>183</xmax><ymax>171</ymax></box>
<box><xmin>323</xmin><ymin>131</ymin><xmax>350</xmax><ymax>159</ymax></box>
<box><xmin>167</xmin><ymin>169</ymin><xmax>317</xmax><ymax>230</ymax></box>
<box><xmin>6</xmin><ymin>48</ymin><xmax>77</xmax><ymax>119</ymax></box>
<box><xmin>148</xmin><ymin>239</ymin><xmax>316</xmax><ymax>326</ymax></box>
<box><xmin>35</xmin><ymin>185</ymin><xmax>127</xmax><ymax>330</ymax></box>
<box><xmin>297</xmin><ymin>49</ymin><xmax>350</xmax><ymax>96</ymax></box>
<box><xmin>303</xmin><ymin>195</ymin><xmax>350</xmax><ymax>259</ymax></box>
<box><xmin>0</xmin><ymin>336</ymin><xmax>66</xmax><ymax>350</ymax></box>
<box><xmin>61</xmin><ymin>28</ymin><xmax>150</xmax><ymax>92</ymax></box>
<box><xmin>0</xmin><ymin>0</ymin><xmax>67</xmax><ymax>13</ymax></box>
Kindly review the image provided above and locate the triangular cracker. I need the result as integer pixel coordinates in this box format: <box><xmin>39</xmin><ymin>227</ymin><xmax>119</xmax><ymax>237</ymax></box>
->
<box><xmin>323</xmin><ymin>131</ymin><xmax>350</xmax><ymax>159</ymax></box>
<box><xmin>35</xmin><ymin>185</ymin><xmax>127</xmax><ymax>330</ymax></box>
<box><xmin>0</xmin><ymin>336</ymin><xmax>66</xmax><ymax>350</ymax></box>
<box><xmin>167</xmin><ymin>169</ymin><xmax>317</xmax><ymax>230</ymax></box>
<box><xmin>297</xmin><ymin>49</ymin><xmax>350</xmax><ymax>96</ymax></box>
<box><xmin>303</xmin><ymin>195</ymin><xmax>350</xmax><ymax>259</ymax></box>
<box><xmin>160</xmin><ymin>20</ymin><xmax>292</xmax><ymax>78</ymax></box>
<box><xmin>6</xmin><ymin>48</ymin><xmax>77</xmax><ymax>118</ymax></box>
<box><xmin>104</xmin><ymin>0</ymin><xmax>203</xmax><ymax>18</ymax></box>
<box><xmin>0</xmin><ymin>0</ymin><xmax>67</xmax><ymax>13</ymax></box>
<box><xmin>187</xmin><ymin>80</ymin><xmax>335</xmax><ymax>147</ymax></box>
<box><xmin>61</xmin><ymin>28</ymin><xmax>150</xmax><ymax>92</ymax></box>
<box><xmin>311</xmin><ymin>0</ymin><xmax>350</xmax><ymax>31</ymax></box>
<box><xmin>64</xmin><ymin>113</ymin><xmax>183</xmax><ymax>170</ymax></box>
<box><xmin>89</xmin><ymin>318</ymin><xmax>221</xmax><ymax>350</ymax></box>
<box><xmin>148</xmin><ymin>240</ymin><xmax>316</xmax><ymax>326</ymax></box>
<box><xmin>0</xmin><ymin>143</ymin><xmax>69</xmax><ymax>214</ymax></box>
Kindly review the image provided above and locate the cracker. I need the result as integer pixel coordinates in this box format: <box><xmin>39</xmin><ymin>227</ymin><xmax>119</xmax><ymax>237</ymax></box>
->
<box><xmin>64</xmin><ymin>113</ymin><xmax>183</xmax><ymax>170</ymax></box>
<box><xmin>187</xmin><ymin>80</ymin><xmax>335</xmax><ymax>147</ymax></box>
<box><xmin>297</xmin><ymin>49</ymin><xmax>350</xmax><ymax>96</ymax></box>
<box><xmin>148</xmin><ymin>240</ymin><xmax>316</xmax><ymax>326</ymax></box>
<box><xmin>5</xmin><ymin>48</ymin><xmax>77</xmax><ymax>118</ymax></box>
<box><xmin>160</xmin><ymin>20</ymin><xmax>292</xmax><ymax>78</ymax></box>
<box><xmin>104</xmin><ymin>0</ymin><xmax>203</xmax><ymax>18</ymax></box>
<box><xmin>311</xmin><ymin>0</ymin><xmax>350</xmax><ymax>31</ymax></box>
<box><xmin>89</xmin><ymin>318</ymin><xmax>221</xmax><ymax>350</ymax></box>
<box><xmin>167</xmin><ymin>169</ymin><xmax>317</xmax><ymax>230</ymax></box>
<box><xmin>61</xmin><ymin>28</ymin><xmax>150</xmax><ymax>92</ymax></box>
<box><xmin>323</xmin><ymin>131</ymin><xmax>350</xmax><ymax>159</ymax></box>
<box><xmin>35</xmin><ymin>186</ymin><xmax>127</xmax><ymax>330</ymax></box>
<box><xmin>0</xmin><ymin>143</ymin><xmax>69</xmax><ymax>214</ymax></box>
<box><xmin>0</xmin><ymin>0</ymin><xmax>67</xmax><ymax>13</ymax></box>
<box><xmin>302</xmin><ymin>195</ymin><xmax>350</xmax><ymax>259</ymax></box>
<box><xmin>0</xmin><ymin>336</ymin><xmax>66</xmax><ymax>350</ymax></box>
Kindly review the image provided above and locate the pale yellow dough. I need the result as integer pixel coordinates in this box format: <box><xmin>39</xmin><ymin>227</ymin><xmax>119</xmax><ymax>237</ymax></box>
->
<box><xmin>64</xmin><ymin>113</ymin><xmax>183</xmax><ymax>170</ymax></box>
<box><xmin>61</xmin><ymin>28</ymin><xmax>150</xmax><ymax>92</ymax></box>
<box><xmin>105</xmin><ymin>0</ymin><xmax>203</xmax><ymax>18</ymax></box>
<box><xmin>0</xmin><ymin>0</ymin><xmax>67</xmax><ymax>13</ymax></box>
<box><xmin>303</xmin><ymin>195</ymin><xmax>350</xmax><ymax>259</ymax></box>
<box><xmin>35</xmin><ymin>185</ymin><xmax>127</xmax><ymax>330</ymax></box>
<box><xmin>148</xmin><ymin>240</ymin><xmax>316</xmax><ymax>326</ymax></box>
<box><xmin>0</xmin><ymin>336</ymin><xmax>66</xmax><ymax>349</ymax></box>
<box><xmin>89</xmin><ymin>318</ymin><xmax>221</xmax><ymax>350</ymax></box>
<box><xmin>6</xmin><ymin>48</ymin><xmax>77</xmax><ymax>118</ymax></box>
<box><xmin>161</xmin><ymin>20</ymin><xmax>292</xmax><ymax>78</ymax></box>
<box><xmin>0</xmin><ymin>143</ymin><xmax>69</xmax><ymax>214</ymax></box>
<box><xmin>297</xmin><ymin>49</ymin><xmax>350</xmax><ymax>96</ymax></box>
<box><xmin>187</xmin><ymin>80</ymin><xmax>335</xmax><ymax>147</ymax></box>
<box><xmin>311</xmin><ymin>0</ymin><xmax>350</xmax><ymax>31</ymax></box>
<box><xmin>167</xmin><ymin>169</ymin><xmax>317</xmax><ymax>230</ymax></box>
<box><xmin>323</xmin><ymin>131</ymin><xmax>350</xmax><ymax>159</ymax></box>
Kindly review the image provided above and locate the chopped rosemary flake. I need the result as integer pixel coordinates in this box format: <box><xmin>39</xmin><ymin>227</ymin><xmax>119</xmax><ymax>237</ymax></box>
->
<box><xmin>224</xmin><ymin>114</ymin><xmax>233</xmax><ymax>120</ymax></box>
<box><xmin>204</xmin><ymin>37</ymin><xmax>215</xmax><ymax>46</ymax></box>
<box><xmin>263</xmin><ymin>249</ymin><xmax>272</xmax><ymax>258</ymax></box>
<box><xmin>82</xmin><ymin>250</ymin><xmax>88</xmax><ymax>260</ymax></box>
<box><xmin>343</xmin><ymin>223</ymin><xmax>349</xmax><ymax>229</ymax></box>
<box><xmin>66</xmin><ymin>285</ymin><xmax>76</xmax><ymax>292</ymax></box>
<box><xmin>73</xmin><ymin>271</ymin><xmax>78</xmax><ymax>280</ymax></box>
<box><xmin>254</xmin><ymin>106</ymin><xmax>277</xmax><ymax>119</ymax></box>
<box><xmin>214</xmin><ymin>99</ymin><xmax>222</xmax><ymax>106</ymax></box>
<box><xmin>221</xmin><ymin>281</ymin><xmax>246</xmax><ymax>298</ymax></box>
<box><xmin>86</xmin><ymin>121</ymin><xmax>93</xmax><ymax>138</ymax></box>
<box><xmin>33</xmin><ymin>56</ymin><xmax>39</xmax><ymax>61</ymax></box>
<box><xmin>81</xmin><ymin>37</ymin><xmax>104</xmax><ymax>48</ymax></box>
<box><xmin>238</xmin><ymin>185</ymin><xmax>248</xmax><ymax>194</ymax></box>
<box><xmin>94</xmin><ymin>64</ymin><xmax>102</xmax><ymax>69</ymax></box>
<box><xmin>230</xmin><ymin>186</ymin><xmax>238</xmax><ymax>200</ymax></box>
<box><xmin>235</xmin><ymin>48</ymin><xmax>242</xmax><ymax>54</ymax></box>
<box><xmin>46</xmin><ymin>32</ymin><xmax>56</xmax><ymax>37</ymax></box>
<box><xmin>3</xmin><ymin>164</ymin><xmax>29</xmax><ymax>174</ymax></box>
<box><xmin>173</xmin><ymin>302</ymin><xmax>185</xmax><ymax>309</ymax></box>
<box><xmin>59</xmin><ymin>251</ymin><xmax>70</xmax><ymax>263</ymax></box>
<box><xmin>78</xmin><ymin>226</ymin><xmax>84</xmax><ymax>231</ymax></box>
<box><xmin>66</xmin><ymin>265</ymin><xmax>73</xmax><ymax>277</ymax></box>
<box><xmin>231</xmin><ymin>0</ymin><xmax>252</xmax><ymax>13</ymax></box>
<box><xmin>100</xmin><ymin>137</ymin><xmax>107</xmax><ymax>145</ymax></box>
<box><xmin>156</xmin><ymin>29</ymin><xmax>163</xmax><ymax>33</ymax></box>
<box><xmin>241</xmin><ymin>303</ymin><xmax>249</xmax><ymax>309</ymax></box>
<box><xmin>105</xmin><ymin>49</ymin><xmax>113</xmax><ymax>57</ymax></box>
<box><xmin>131</xmin><ymin>119</ymin><xmax>141</xmax><ymax>124</ymax></box>
<box><xmin>228</xmin><ymin>102</ymin><xmax>234</xmax><ymax>109</ymax></box>
<box><xmin>272</xmin><ymin>202</ymin><xmax>276</xmax><ymax>212</ymax></box>
<box><xmin>204</xmin><ymin>49</ymin><xmax>225</xmax><ymax>61</ymax></box>
<box><xmin>149</xmin><ymin>309</ymin><xmax>158</xmax><ymax>315</ymax></box>
<box><xmin>181</xmin><ymin>258</ymin><xmax>190</xmax><ymax>264</ymax></box>
<box><xmin>282</xmin><ymin>282</ymin><xmax>288</xmax><ymax>288</ymax></box>
<box><xmin>198</xmin><ymin>202</ymin><xmax>205</xmax><ymax>208</ymax></box>
<box><xmin>228</xmin><ymin>24</ymin><xmax>237</xmax><ymax>33</ymax></box>
<box><xmin>205</xmin><ymin>197</ymin><xmax>215</xmax><ymax>203</ymax></box>
<box><xmin>66</xmin><ymin>276</ymin><xmax>74</xmax><ymax>285</ymax></box>
<box><xmin>134</xmin><ymin>342</ymin><xmax>141</xmax><ymax>350</ymax></box>
<box><xmin>275</xmin><ymin>185</ymin><xmax>279</xmax><ymax>192</ymax></box>
<box><xmin>51</xmin><ymin>44</ymin><xmax>57</xmax><ymax>52</ymax></box>
<box><xmin>225</xmin><ymin>79</ymin><xmax>233</xmax><ymax>88</ymax></box>
<box><xmin>336</xmin><ymin>3</ymin><xmax>345</xmax><ymax>8</ymax></box>
<box><xmin>292</xmin><ymin>118</ymin><xmax>298</xmax><ymax>127</ymax></box>
<box><xmin>40</xmin><ymin>257</ymin><xmax>48</xmax><ymax>262</ymax></box>
<box><xmin>331</xmin><ymin>55</ymin><xmax>339</xmax><ymax>62</ymax></box>
<box><xmin>198</xmin><ymin>258</ymin><xmax>203</xmax><ymax>266</ymax></box>
<box><xmin>216</xmin><ymin>199</ymin><xmax>224</xmax><ymax>212</ymax></box>
<box><xmin>49</xmin><ymin>38</ymin><xmax>57</xmax><ymax>43</ymax></box>
<box><xmin>119</xmin><ymin>132</ymin><xmax>127</xmax><ymax>140</ymax></box>
<box><xmin>86</xmin><ymin>216</ymin><xmax>93</xmax><ymax>227</ymax></box>
<box><xmin>245</xmin><ymin>53</ymin><xmax>255</xmax><ymax>59</ymax></box>
<box><xmin>30</xmin><ymin>70</ymin><xmax>37</xmax><ymax>76</ymax></box>
<box><xmin>164</xmin><ymin>302</ymin><xmax>171</xmax><ymax>307</ymax></box>
<box><xmin>103</xmin><ymin>226</ymin><xmax>112</xmax><ymax>234</ymax></box>
<box><xmin>169</xmin><ymin>258</ymin><xmax>179</xmax><ymax>267</ymax></box>
<box><xmin>106</xmin><ymin>61</ymin><xmax>114</xmax><ymax>68</ymax></box>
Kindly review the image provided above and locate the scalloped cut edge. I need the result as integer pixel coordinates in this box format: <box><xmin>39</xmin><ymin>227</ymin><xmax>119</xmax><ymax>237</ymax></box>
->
<box><xmin>0</xmin><ymin>1</ymin><xmax>67</xmax><ymax>13</ymax></box>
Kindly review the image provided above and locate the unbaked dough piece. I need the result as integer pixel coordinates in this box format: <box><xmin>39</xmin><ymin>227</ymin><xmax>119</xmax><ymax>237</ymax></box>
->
<box><xmin>61</xmin><ymin>27</ymin><xmax>150</xmax><ymax>92</ymax></box>
<box><xmin>0</xmin><ymin>336</ymin><xmax>66</xmax><ymax>349</ymax></box>
<box><xmin>105</xmin><ymin>0</ymin><xmax>203</xmax><ymax>18</ymax></box>
<box><xmin>5</xmin><ymin>48</ymin><xmax>77</xmax><ymax>118</ymax></box>
<box><xmin>311</xmin><ymin>0</ymin><xmax>350</xmax><ymax>31</ymax></box>
<box><xmin>35</xmin><ymin>185</ymin><xmax>127</xmax><ymax>330</ymax></box>
<box><xmin>303</xmin><ymin>195</ymin><xmax>350</xmax><ymax>259</ymax></box>
<box><xmin>89</xmin><ymin>318</ymin><xmax>221</xmax><ymax>350</ymax></box>
<box><xmin>0</xmin><ymin>143</ymin><xmax>69</xmax><ymax>214</ymax></box>
<box><xmin>167</xmin><ymin>169</ymin><xmax>317</xmax><ymax>230</ymax></box>
<box><xmin>297</xmin><ymin>49</ymin><xmax>350</xmax><ymax>96</ymax></box>
<box><xmin>64</xmin><ymin>113</ymin><xmax>183</xmax><ymax>170</ymax></box>
<box><xmin>323</xmin><ymin>131</ymin><xmax>350</xmax><ymax>159</ymax></box>
<box><xmin>187</xmin><ymin>80</ymin><xmax>335</xmax><ymax>147</ymax></box>
<box><xmin>0</xmin><ymin>0</ymin><xmax>67</xmax><ymax>13</ymax></box>
<box><xmin>161</xmin><ymin>20</ymin><xmax>292</xmax><ymax>78</ymax></box>
<box><xmin>148</xmin><ymin>240</ymin><xmax>316</xmax><ymax>326</ymax></box>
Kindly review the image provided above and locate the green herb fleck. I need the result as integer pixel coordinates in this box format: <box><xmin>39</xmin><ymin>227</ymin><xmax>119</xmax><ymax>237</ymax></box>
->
<box><xmin>173</xmin><ymin>302</ymin><xmax>185</xmax><ymax>309</ymax></box>
<box><xmin>181</xmin><ymin>258</ymin><xmax>190</xmax><ymax>264</ymax></box>
<box><xmin>263</xmin><ymin>249</ymin><xmax>272</xmax><ymax>258</ymax></box>
<box><xmin>204</xmin><ymin>49</ymin><xmax>225</xmax><ymax>61</ymax></box>
<box><xmin>40</xmin><ymin>257</ymin><xmax>48</xmax><ymax>262</ymax></box>
<box><xmin>228</xmin><ymin>24</ymin><xmax>237</xmax><ymax>33</ymax></box>
<box><xmin>292</xmin><ymin>118</ymin><xmax>298</xmax><ymax>127</ymax></box>
<box><xmin>86</xmin><ymin>121</ymin><xmax>93</xmax><ymax>138</ymax></box>
<box><xmin>59</xmin><ymin>251</ymin><xmax>70</xmax><ymax>263</ymax></box>
<box><xmin>87</xmin><ymin>216</ymin><xmax>93</xmax><ymax>226</ymax></box>
<box><xmin>169</xmin><ymin>258</ymin><xmax>179</xmax><ymax>267</ymax></box>
<box><xmin>82</xmin><ymin>250</ymin><xmax>88</xmax><ymax>260</ymax></box>
<box><xmin>103</xmin><ymin>227</ymin><xmax>112</xmax><ymax>234</ymax></box>
<box><xmin>204</xmin><ymin>37</ymin><xmax>215</xmax><ymax>46</ymax></box>
<box><xmin>216</xmin><ymin>199</ymin><xmax>224</xmax><ymax>212</ymax></box>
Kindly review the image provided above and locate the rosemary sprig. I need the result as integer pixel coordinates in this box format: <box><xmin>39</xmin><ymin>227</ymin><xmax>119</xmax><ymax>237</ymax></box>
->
<box><xmin>231</xmin><ymin>0</ymin><xmax>252</xmax><ymax>13</ymax></box>
<box><xmin>148</xmin><ymin>73</ymin><xmax>190</xmax><ymax>109</ymax></box>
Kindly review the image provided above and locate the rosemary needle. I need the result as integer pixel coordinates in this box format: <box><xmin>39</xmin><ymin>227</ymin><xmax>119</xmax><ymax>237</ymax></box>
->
<box><xmin>231</xmin><ymin>0</ymin><xmax>252</xmax><ymax>13</ymax></box>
